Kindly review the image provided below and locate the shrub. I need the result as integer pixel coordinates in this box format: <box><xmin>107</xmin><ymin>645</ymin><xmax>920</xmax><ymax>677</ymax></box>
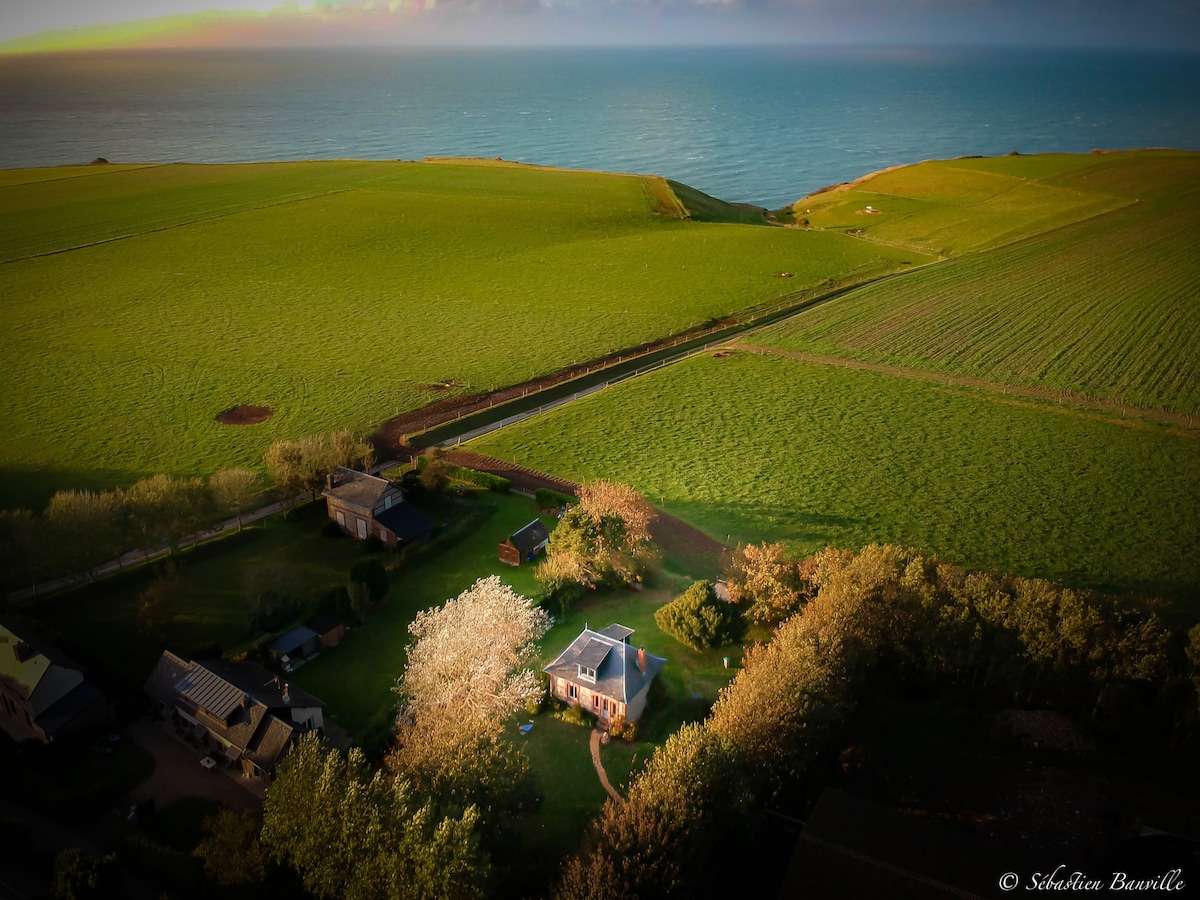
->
<box><xmin>362</xmin><ymin>534</ymin><xmax>384</xmax><ymax>553</ymax></box>
<box><xmin>554</xmin><ymin>703</ymin><xmax>595</xmax><ymax>728</ymax></box>
<box><xmin>654</xmin><ymin>580</ymin><xmax>742</xmax><ymax>651</ymax></box>
<box><xmin>321</xmin><ymin>520</ymin><xmax>347</xmax><ymax>539</ymax></box>
<box><xmin>535</xmin><ymin>487</ymin><xmax>575</xmax><ymax>509</ymax></box>
<box><xmin>247</xmin><ymin>590</ymin><xmax>299</xmax><ymax>634</ymax></box>
<box><xmin>448</xmin><ymin>466</ymin><xmax>511</xmax><ymax>494</ymax></box>
<box><xmin>349</xmin><ymin>558</ymin><xmax>389</xmax><ymax>604</ymax></box>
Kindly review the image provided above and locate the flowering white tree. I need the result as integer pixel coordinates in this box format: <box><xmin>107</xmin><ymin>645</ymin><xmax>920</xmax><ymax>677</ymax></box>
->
<box><xmin>390</xmin><ymin>577</ymin><xmax>551</xmax><ymax>813</ymax></box>
<box><xmin>397</xmin><ymin>576</ymin><xmax>551</xmax><ymax>725</ymax></box>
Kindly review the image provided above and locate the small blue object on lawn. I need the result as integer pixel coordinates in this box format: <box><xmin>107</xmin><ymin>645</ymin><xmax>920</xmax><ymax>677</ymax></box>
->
<box><xmin>518</xmin><ymin>722</ymin><xmax>534</xmax><ymax>735</ymax></box>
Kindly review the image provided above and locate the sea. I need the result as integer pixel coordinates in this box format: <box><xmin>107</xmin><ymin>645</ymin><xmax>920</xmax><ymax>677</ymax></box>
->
<box><xmin>1</xmin><ymin>45</ymin><xmax>1198</xmax><ymax>208</ymax></box>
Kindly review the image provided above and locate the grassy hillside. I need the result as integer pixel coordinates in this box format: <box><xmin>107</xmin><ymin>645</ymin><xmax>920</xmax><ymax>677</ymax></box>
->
<box><xmin>470</xmin><ymin>351</ymin><xmax>1200</xmax><ymax>612</ymax></box>
<box><xmin>0</xmin><ymin>159</ymin><xmax>926</xmax><ymax>509</ymax></box>
<box><xmin>765</xmin><ymin>151</ymin><xmax>1200</xmax><ymax>415</ymax></box>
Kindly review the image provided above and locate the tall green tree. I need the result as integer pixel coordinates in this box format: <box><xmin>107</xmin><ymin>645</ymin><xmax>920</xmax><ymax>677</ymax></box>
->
<box><xmin>262</xmin><ymin>734</ymin><xmax>489</xmax><ymax>900</ymax></box>
<box><xmin>210</xmin><ymin>468</ymin><xmax>259</xmax><ymax>530</ymax></box>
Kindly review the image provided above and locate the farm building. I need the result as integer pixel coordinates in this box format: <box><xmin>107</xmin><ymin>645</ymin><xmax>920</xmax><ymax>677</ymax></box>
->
<box><xmin>543</xmin><ymin>624</ymin><xmax>666</xmax><ymax>726</ymax></box>
<box><xmin>144</xmin><ymin>651</ymin><xmax>325</xmax><ymax>784</ymax></box>
<box><xmin>0</xmin><ymin>616</ymin><xmax>106</xmax><ymax>744</ymax></box>
<box><xmin>322</xmin><ymin>466</ymin><xmax>435</xmax><ymax>548</ymax></box>
<box><xmin>499</xmin><ymin>518</ymin><xmax>550</xmax><ymax>566</ymax></box>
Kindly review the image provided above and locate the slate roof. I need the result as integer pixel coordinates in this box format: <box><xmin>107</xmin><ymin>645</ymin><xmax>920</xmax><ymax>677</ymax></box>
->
<box><xmin>177</xmin><ymin>664</ymin><xmax>247</xmax><ymax>721</ymax></box>
<box><xmin>322</xmin><ymin>466</ymin><xmax>394</xmax><ymax>512</ymax></box>
<box><xmin>202</xmin><ymin>658</ymin><xmax>325</xmax><ymax>710</ymax></box>
<box><xmin>543</xmin><ymin>625</ymin><xmax>666</xmax><ymax>704</ymax></box>
<box><xmin>374</xmin><ymin>502</ymin><xmax>436</xmax><ymax>542</ymax></box>
<box><xmin>505</xmin><ymin>519</ymin><xmax>549</xmax><ymax>556</ymax></box>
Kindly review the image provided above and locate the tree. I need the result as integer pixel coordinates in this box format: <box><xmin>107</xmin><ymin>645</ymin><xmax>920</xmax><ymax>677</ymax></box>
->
<box><xmin>51</xmin><ymin>848</ymin><xmax>123</xmax><ymax>900</ymax></box>
<box><xmin>125</xmin><ymin>474</ymin><xmax>178</xmax><ymax>561</ymax></box>
<box><xmin>536</xmin><ymin>480</ymin><xmax>658</xmax><ymax>592</ymax></box>
<box><xmin>210</xmin><ymin>468</ymin><xmax>259</xmax><ymax>530</ymax></box>
<box><xmin>419</xmin><ymin>449</ymin><xmax>451</xmax><ymax>495</ymax></box>
<box><xmin>722</xmin><ymin>541</ymin><xmax>811</xmax><ymax>625</ymax></box>
<box><xmin>264</xmin><ymin>440</ymin><xmax>306</xmax><ymax>509</ymax></box>
<box><xmin>391</xmin><ymin>577</ymin><xmax>549</xmax><ymax>819</ymax></box>
<box><xmin>261</xmin><ymin>733</ymin><xmax>488</xmax><ymax>900</ymax></box>
<box><xmin>330</xmin><ymin>428</ymin><xmax>375</xmax><ymax>471</ymax></box>
<box><xmin>654</xmin><ymin>580</ymin><xmax>741</xmax><ymax>651</ymax></box>
<box><xmin>395</xmin><ymin>576</ymin><xmax>551</xmax><ymax>725</ymax></box>
<box><xmin>44</xmin><ymin>489</ymin><xmax>122</xmax><ymax>581</ymax></box>
<box><xmin>0</xmin><ymin>508</ymin><xmax>48</xmax><ymax>593</ymax></box>
<box><xmin>194</xmin><ymin>808</ymin><xmax>271</xmax><ymax>887</ymax></box>
<box><xmin>349</xmin><ymin>558</ymin><xmax>389</xmax><ymax>604</ymax></box>
<box><xmin>137</xmin><ymin>562</ymin><xmax>181</xmax><ymax>639</ymax></box>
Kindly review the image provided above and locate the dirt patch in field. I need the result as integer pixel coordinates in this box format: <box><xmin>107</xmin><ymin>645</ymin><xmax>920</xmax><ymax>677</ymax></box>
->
<box><xmin>216</xmin><ymin>405</ymin><xmax>274</xmax><ymax>425</ymax></box>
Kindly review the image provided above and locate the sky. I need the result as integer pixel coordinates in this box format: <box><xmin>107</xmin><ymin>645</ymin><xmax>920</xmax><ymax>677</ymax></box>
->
<box><xmin>2</xmin><ymin>0</ymin><xmax>1199</xmax><ymax>50</ymax></box>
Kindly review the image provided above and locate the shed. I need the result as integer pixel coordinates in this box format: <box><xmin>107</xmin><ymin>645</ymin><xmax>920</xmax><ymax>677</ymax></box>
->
<box><xmin>272</xmin><ymin>626</ymin><xmax>321</xmax><ymax>661</ymax></box>
<box><xmin>308</xmin><ymin>616</ymin><xmax>344</xmax><ymax>651</ymax></box>
<box><xmin>499</xmin><ymin>518</ymin><xmax>550</xmax><ymax>567</ymax></box>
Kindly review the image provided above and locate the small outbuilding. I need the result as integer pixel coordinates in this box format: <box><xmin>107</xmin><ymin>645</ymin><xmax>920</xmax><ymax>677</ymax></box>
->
<box><xmin>499</xmin><ymin>518</ymin><xmax>550</xmax><ymax>567</ymax></box>
<box><xmin>308</xmin><ymin>616</ymin><xmax>345</xmax><ymax>651</ymax></box>
<box><xmin>272</xmin><ymin>626</ymin><xmax>321</xmax><ymax>668</ymax></box>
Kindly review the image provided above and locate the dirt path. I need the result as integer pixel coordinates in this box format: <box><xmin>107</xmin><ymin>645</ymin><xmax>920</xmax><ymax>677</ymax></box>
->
<box><xmin>590</xmin><ymin>728</ymin><xmax>623</xmax><ymax>803</ymax></box>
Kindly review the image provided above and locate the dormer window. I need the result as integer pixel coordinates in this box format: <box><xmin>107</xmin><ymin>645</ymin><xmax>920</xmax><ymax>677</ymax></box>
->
<box><xmin>578</xmin><ymin>665</ymin><xmax>597</xmax><ymax>683</ymax></box>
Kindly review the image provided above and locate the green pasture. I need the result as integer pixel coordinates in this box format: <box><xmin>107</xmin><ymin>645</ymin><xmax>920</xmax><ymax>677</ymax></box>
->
<box><xmin>471</xmin><ymin>351</ymin><xmax>1200</xmax><ymax>615</ymax></box>
<box><xmin>766</xmin><ymin>152</ymin><xmax>1200</xmax><ymax>416</ymax></box>
<box><xmin>786</xmin><ymin>150</ymin><xmax>1195</xmax><ymax>258</ymax></box>
<box><xmin>0</xmin><ymin>160</ymin><xmax>923</xmax><ymax>510</ymax></box>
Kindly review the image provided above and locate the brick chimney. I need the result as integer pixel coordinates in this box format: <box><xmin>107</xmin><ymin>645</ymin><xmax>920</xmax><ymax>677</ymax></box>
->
<box><xmin>283</xmin><ymin>683</ymin><xmax>291</xmax><ymax>705</ymax></box>
<box><xmin>637</xmin><ymin>646</ymin><xmax>645</xmax><ymax>674</ymax></box>
<box><xmin>326</xmin><ymin>472</ymin><xmax>336</xmax><ymax>490</ymax></box>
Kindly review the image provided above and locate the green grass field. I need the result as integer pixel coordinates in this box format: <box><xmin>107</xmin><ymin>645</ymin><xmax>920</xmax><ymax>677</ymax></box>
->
<box><xmin>471</xmin><ymin>351</ymin><xmax>1200</xmax><ymax>614</ymax></box>
<box><xmin>770</xmin><ymin>152</ymin><xmax>1200</xmax><ymax>415</ymax></box>
<box><xmin>0</xmin><ymin>160</ymin><xmax>927</xmax><ymax>510</ymax></box>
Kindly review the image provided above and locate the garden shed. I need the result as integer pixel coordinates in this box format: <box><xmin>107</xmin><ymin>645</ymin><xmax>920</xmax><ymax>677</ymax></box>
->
<box><xmin>499</xmin><ymin>518</ymin><xmax>550</xmax><ymax>566</ymax></box>
<box><xmin>272</xmin><ymin>626</ymin><xmax>321</xmax><ymax>663</ymax></box>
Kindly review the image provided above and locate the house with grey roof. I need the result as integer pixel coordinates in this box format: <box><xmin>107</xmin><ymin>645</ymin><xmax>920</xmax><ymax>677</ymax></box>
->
<box><xmin>144</xmin><ymin>651</ymin><xmax>325</xmax><ymax>784</ymax></box>
<box><xmin>322</xmin><ymin>466</ymin><xmax>435</xmax><ymax>548</ymax></box>
<box><xmin>499</xmin><ymin>518</ymin><xmax>550</xmax><ymax>567</ymax></box>
<box><xmin>543</xmin><ymin>624</ymin><xmax>666</xmax><ymax>726</ymax></box>
<box><xmin>0</xmin><ymin>616</ymin><xmax>105</xmax><ymax>744</ymax></box>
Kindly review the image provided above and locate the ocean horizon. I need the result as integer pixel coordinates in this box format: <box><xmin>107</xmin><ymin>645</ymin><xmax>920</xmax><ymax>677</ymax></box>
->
<box><xmin>2</xmin><ymin>44</ymin><xmax>1199</xmax><ymax>207</ymax></box>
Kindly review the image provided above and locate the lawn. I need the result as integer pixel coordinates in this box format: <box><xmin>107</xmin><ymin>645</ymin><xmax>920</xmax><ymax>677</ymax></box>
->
<box><xmin>470</xmin><ymin>351</ymin><xmax>1200</xmax><ymax>616</ymax></box>
<box><xmin>0</xmin><ymin>159</ymin><xmax>924</xmax><ymax>510</ymax></box>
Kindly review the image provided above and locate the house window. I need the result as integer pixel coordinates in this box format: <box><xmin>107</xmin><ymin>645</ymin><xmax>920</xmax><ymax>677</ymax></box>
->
<box><xmin>593</xmin><ymin>695</ymin><xmax>601</xmax><ymax>710</ymax></box>
<box><xmin>357</xmin><ymin>518</ymin><xmax>368</xmax><ymax>539</ymax></box>
<box><xmin>384</xmin><ymin>495</ymin><xmax>393</xmax><ymax>510</ymax></box>
<box><xmin>578</xmin><ymin>665</ymin><xmax>596</xmax><ymax>683</ymax></box>
<box><xmin>568</xmin><ymin>684</ymin><xmax>577</xmax><ymax>700</ymax></box>
<box><xmin>336</xmin><ymin>511</ymin><xmax>346</xmax><ymax>527</ymax></box>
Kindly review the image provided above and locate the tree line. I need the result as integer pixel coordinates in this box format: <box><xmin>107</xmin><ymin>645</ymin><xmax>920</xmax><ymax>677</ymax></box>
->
<box><xmin>554</xmin><ymin>542</ymin><xmax>1200</xmax><ymax>899</ymax></box>
<box><xmin>0</xmin><ymin>428</ymin><xmax>374</xmax><ymax>594</ymax></box>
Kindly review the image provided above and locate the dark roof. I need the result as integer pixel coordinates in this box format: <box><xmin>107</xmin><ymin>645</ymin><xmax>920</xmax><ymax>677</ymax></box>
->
<box><xmin>374</xmin><ymin>502</ymin><xmax>436</xmax><ymax>542</ymax></box>
<box><xmin>599</xmin><ymin>624</ymin><xmax>635</xmax><ymax>642</ymax></box>
<box><xmin>242</xmin><ymin>715</ymin><xmax>296</xmax><ymax>770</ymax></box>
<box><xmin>144</xmin><ymin>652</ymin><xmax>325</xmax><ymax>715</ymax></box>
<box><xmin>322</xmin><ymin>466</ymin><xmax>394</xmax><ymax>512</ymax></box>
<box><xmin>272</xmin><ymin>626</ymin><xmax>320</xmax><ymax>655</ymax></box>
<box><xmin>505</xmin><ymin>519</ymin><xmax>549</xmax><ymax>555</ymax></box>
<box><xmin>543</xmin><ymin>625</ymin><xmax>666</xmax><ymax>704</ymax></box>
<box><xmin>34</xmin><ymin>681</ymin><xmax>104</xmax><ymax>737</ymax></box>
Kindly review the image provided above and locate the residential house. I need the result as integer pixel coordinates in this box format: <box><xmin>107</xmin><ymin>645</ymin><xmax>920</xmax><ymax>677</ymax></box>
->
<box><xmin>0</xmin><ymin>617</ymin><xmax>106</xmax><ymax>744</ymax></box>
<box><xmin>543</xmin><ymin>624</ymin><xmax>666</xmax><ymax>726</ymax></box>
<box><xmin>322</xmin><ymin>466</ymin><xmax>435</xmax><ymax>548</ymax></box>
<box><xmin>144</xmin><ymin>651</ymin><xmax>325</xmax><ymax>783</ymax></box>
<box><xmin>498</xmin><ymin>518</ymin><xmax>550</xmax><ymax>567</ymax></box>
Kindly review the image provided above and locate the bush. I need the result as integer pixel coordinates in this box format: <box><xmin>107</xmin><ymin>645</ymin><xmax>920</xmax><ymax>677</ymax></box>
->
<box><xmin>535</xmin><ymin>488</ymin><xmax>575</xmax><ymax>509</ymax></box>
<box><xmin>320</xmin><ymin>520</ymin><xmax>347</xmax><ymax>539</ymax></box>
<box><xmin>247</xmin><ymin>590</ymin><xmax>299</xmax><ymax>634</ymax></box>
<box><xmin>348</xmin><ymin>558</ymin><xmax>389</xmax><ymax>603</ymax></box>
<box><xmin>362</xmin><ymin>534</ymin><xmax>384</xmax><ymax>553</ymax></box>
<box><xmin>448</xmin><ymin>466</ymin><xmax>511</xmax><ymax>494</ymax></box>
<box><xmin>554</xmin><ymin>703</ymin><xmax>596</xmax><ymax>728</ymax></box>
<box><xmin>654</xmin><ymin>580</ymin><xmax>742</xmax><ymax>651</ymax></box>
